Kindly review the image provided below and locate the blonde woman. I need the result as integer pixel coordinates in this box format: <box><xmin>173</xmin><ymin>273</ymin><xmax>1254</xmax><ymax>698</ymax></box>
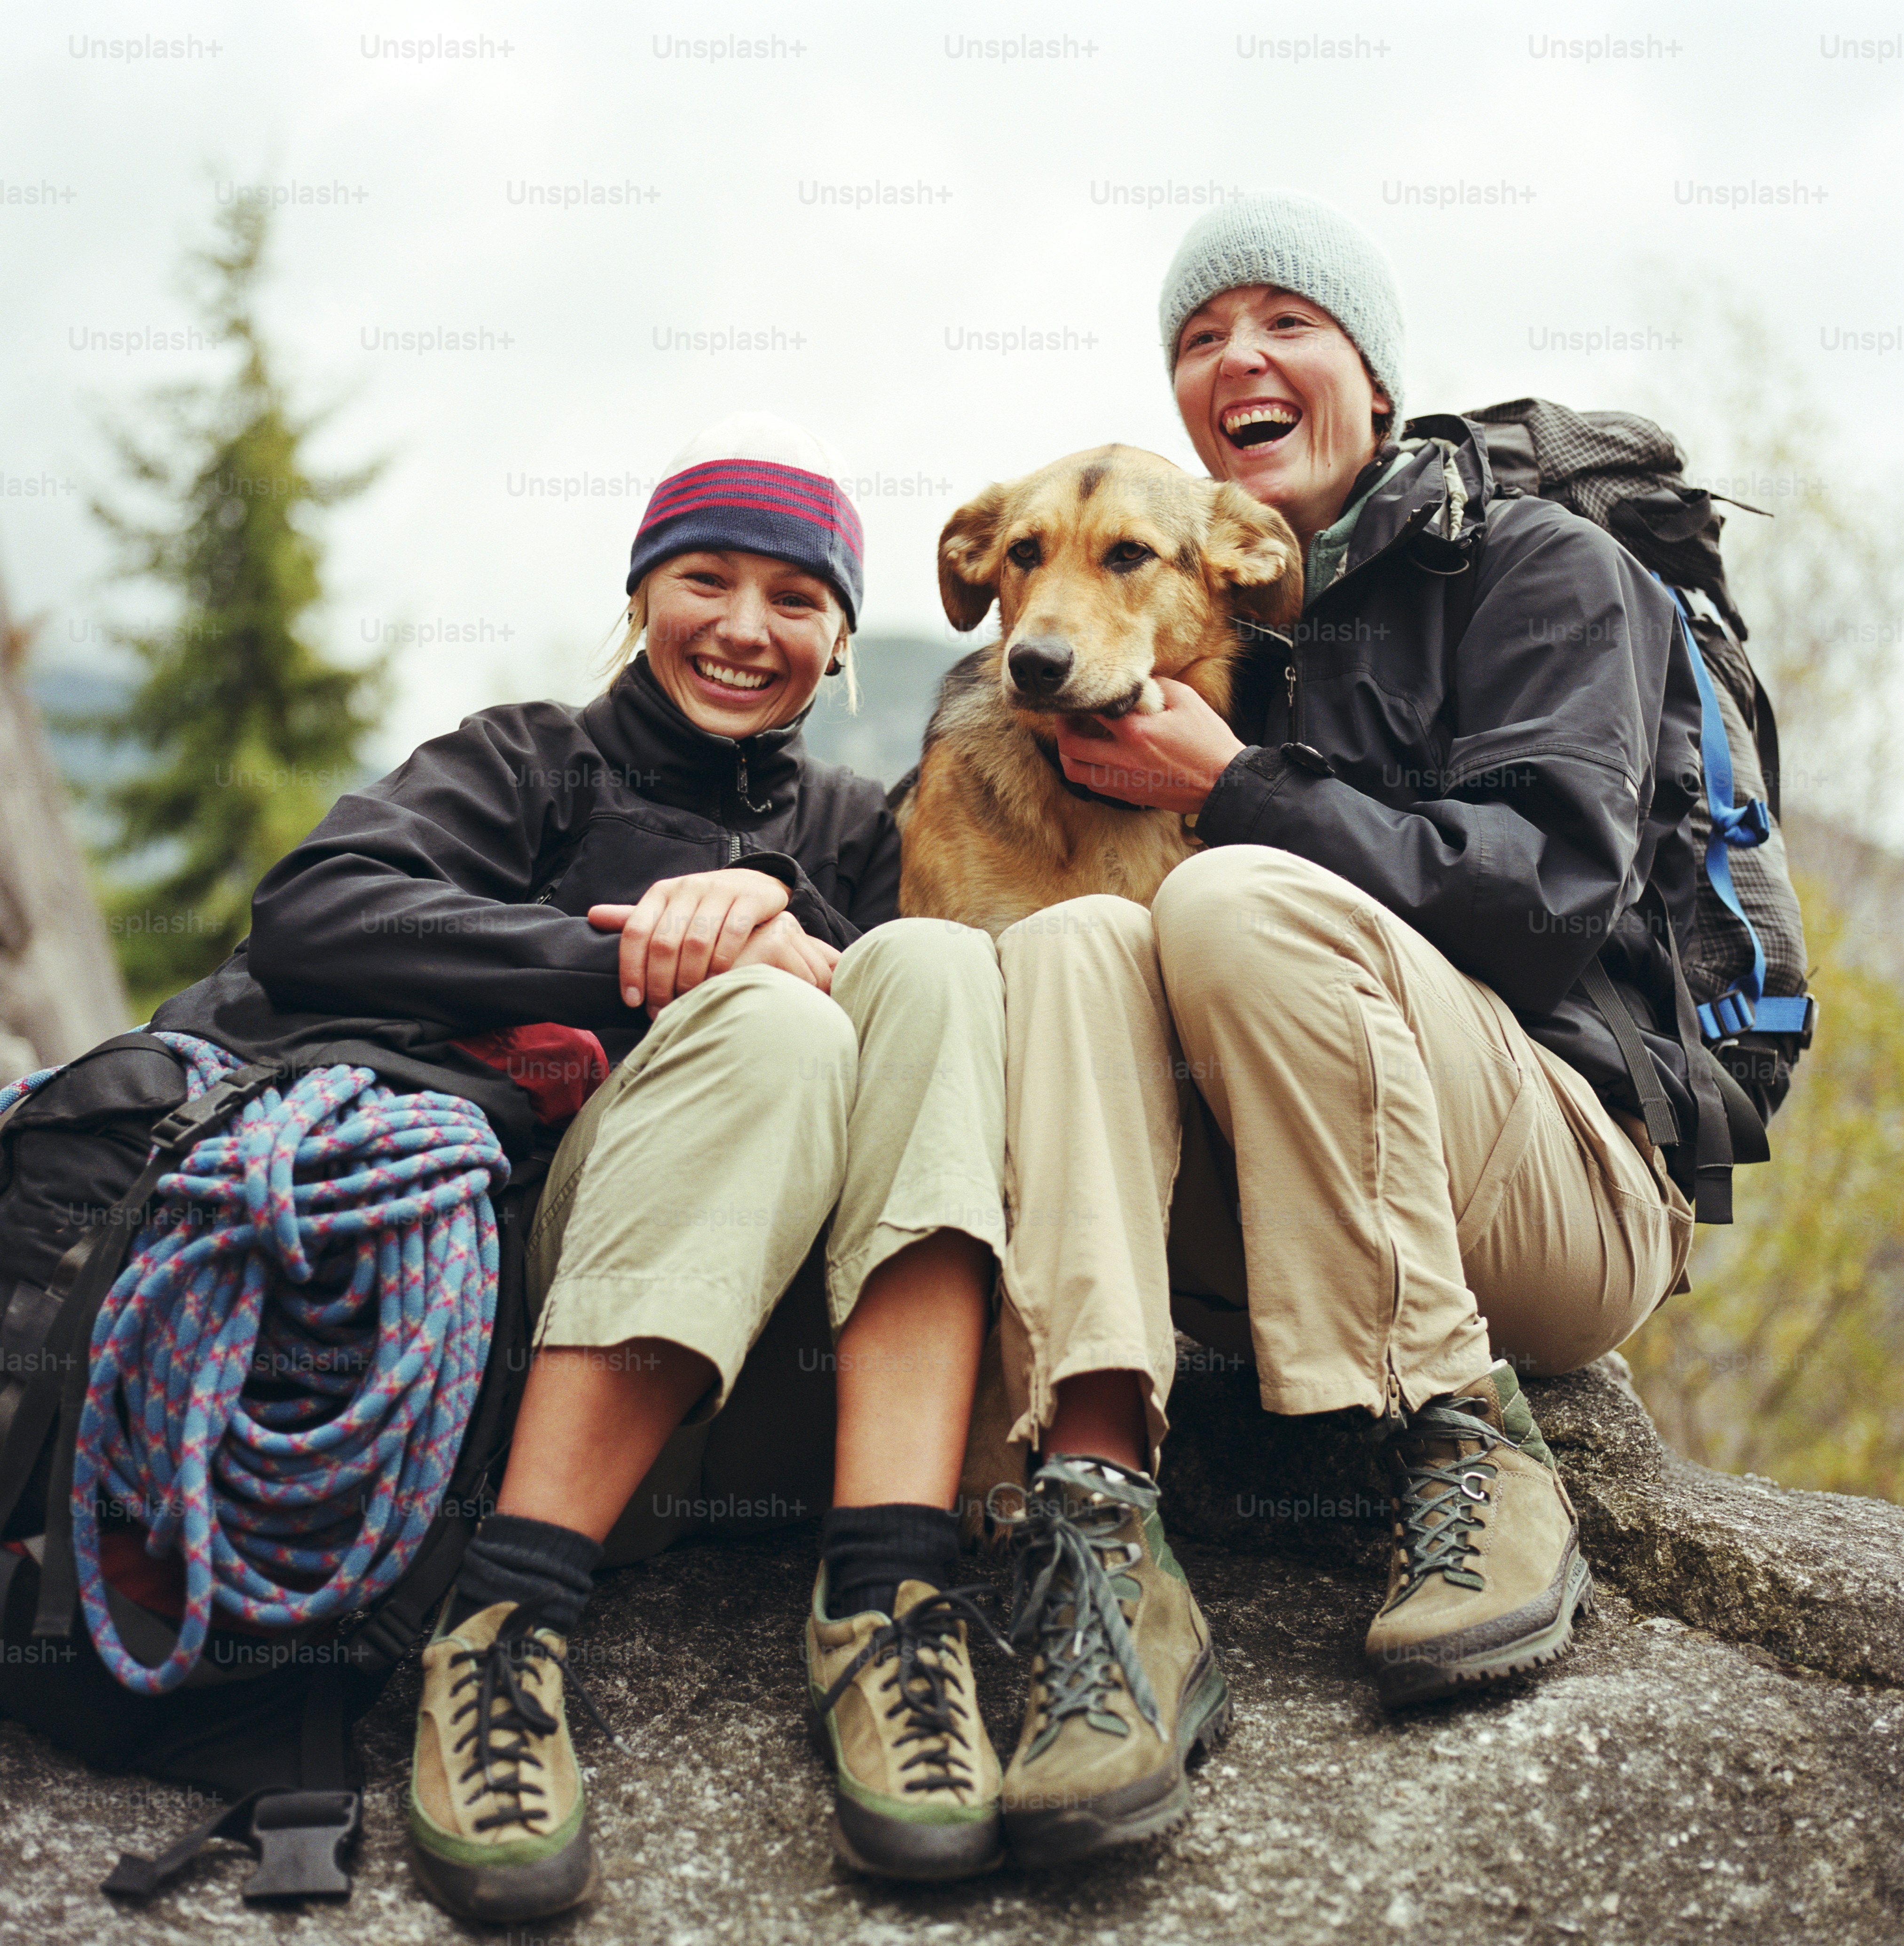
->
<box><xmin>243</xmin><ymin>415</ymin><xmax>1010</xmax><ymax>1916</ymax></box>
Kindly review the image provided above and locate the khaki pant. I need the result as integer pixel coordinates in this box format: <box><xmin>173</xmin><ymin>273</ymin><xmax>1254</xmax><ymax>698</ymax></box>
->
<box><xmin>524</xmin><ymin>918</ymin><xmax>1006</xmax><ymax>1560</ymax></box>
<box><xmin>998</xmin><ymin>847</ymin><xmax>1693</xmax><ymax>1463</ymax></box>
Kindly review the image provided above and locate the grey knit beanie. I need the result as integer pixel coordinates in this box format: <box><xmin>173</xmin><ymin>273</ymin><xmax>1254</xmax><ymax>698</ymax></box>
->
<box><xmin>1159</xmin><ymin>191</ymin><xmax>1405</xmax><ymax>423</ymax></box>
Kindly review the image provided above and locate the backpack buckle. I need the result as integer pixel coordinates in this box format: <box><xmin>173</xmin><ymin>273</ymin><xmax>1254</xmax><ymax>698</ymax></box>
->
<box><xmin>102</xmin><ymin>1784</ymin><xmax>360</xmax><ymax>1904</ymax></box>
<box><xmin>242</xmin><ymin>1789</ymin><xmax>360</xmax><ymax>1901</ymax></box>
<box><xmin>1697</xmin><ymin>991</ymin><xmax>1757</xmax><ymax>1042</ymax></box>
<box><xmin>146</xmin><ymin>1063</ymin><xmax>288</xmax><ymax>1157</ymax></box>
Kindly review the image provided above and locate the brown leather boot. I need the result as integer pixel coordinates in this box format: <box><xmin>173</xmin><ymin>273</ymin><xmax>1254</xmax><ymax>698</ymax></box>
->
<box><xmin>1365</xmin><ymin>1359</ymin><xmax>1591</xmax><ymax>1707</ymax></box>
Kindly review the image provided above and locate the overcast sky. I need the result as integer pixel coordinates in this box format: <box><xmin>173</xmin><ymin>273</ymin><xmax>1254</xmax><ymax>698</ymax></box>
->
<box><xmin>6</xmin><ymin>0</ymin><xmax>1903</xmax><ymax>768</ymax></box>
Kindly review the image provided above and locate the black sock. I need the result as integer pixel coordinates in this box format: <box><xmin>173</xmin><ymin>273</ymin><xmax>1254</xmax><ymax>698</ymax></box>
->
<box><xmin>820</xmin><ymin>1504</ymin><xmax>961</xmax><ymax>1620</ymax></box>
<box><xmin>445</xmin><ymin>1513</ymin><xmax>604</xmax><ymax>1633</ymax></box>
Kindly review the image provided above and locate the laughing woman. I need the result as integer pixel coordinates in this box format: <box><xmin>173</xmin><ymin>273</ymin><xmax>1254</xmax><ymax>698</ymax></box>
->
<box><xmin>980</xmin><ymin>193</ymin><xmax>1699</xmax><ymax>1864</ymax></box>
<box><xmin>240</xmin><ymin>416</ymin><xmax>1010</xmax><ymax>1919</ymax></box>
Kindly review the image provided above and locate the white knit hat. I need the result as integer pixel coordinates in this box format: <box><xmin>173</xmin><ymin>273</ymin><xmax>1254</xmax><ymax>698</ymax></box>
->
<box><xmin>656</xmin><ymin>410</ymin><xmax>850</xmax><ymax>483</ymax></box>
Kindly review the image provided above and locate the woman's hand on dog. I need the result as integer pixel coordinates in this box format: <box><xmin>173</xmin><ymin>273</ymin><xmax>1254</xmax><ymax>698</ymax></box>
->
<box><xmin>589</xmin><ymin>869</ymin><xmax>835</xmax><ymax>1014</ymax></box>
<box><xmin>1054</xmin><ymin>677</ymin><xmax>1245</xmax><ymax>815</ymax></box>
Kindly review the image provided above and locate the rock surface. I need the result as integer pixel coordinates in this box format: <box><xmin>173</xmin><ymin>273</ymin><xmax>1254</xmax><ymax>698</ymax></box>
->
<box><xmin>3</xmin><ymin>1354</ymin><xmax>1902</xmax><ymax>1944</ymax></box>
<box><xmin>1162</xmin><ymin>1351</ymin><xmax>1904</xmax><ymax>1691</ymax></box>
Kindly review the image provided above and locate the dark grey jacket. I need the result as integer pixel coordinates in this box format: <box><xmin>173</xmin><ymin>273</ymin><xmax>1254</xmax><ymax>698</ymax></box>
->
<box><xmin>153</xmin><ymin>662</ymin><xmax>900</xmax><ymax>1111</ymax></box>
<box><xmin>1199</xmin><ymin>414</ymin><xmax>1705</xmax><ymax>1153</ymax></box>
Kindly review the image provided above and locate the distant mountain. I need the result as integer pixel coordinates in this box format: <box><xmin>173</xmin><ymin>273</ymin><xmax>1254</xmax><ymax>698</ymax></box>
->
<box><xmin>799</xmin><ymin>632</ymin><xmax>965</xmax><ymax>789</ymax></box>
<box><xmin>26</xmin><ymin>664</ymin><xmax>139</xmax><ymax>787</ymax></box>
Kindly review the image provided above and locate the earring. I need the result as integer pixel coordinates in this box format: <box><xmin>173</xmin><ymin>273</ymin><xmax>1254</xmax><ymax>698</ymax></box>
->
<box><xmin>825</xmin><ymin>653</ymin><xmax>843</xmax><ymax>677</ymax></box>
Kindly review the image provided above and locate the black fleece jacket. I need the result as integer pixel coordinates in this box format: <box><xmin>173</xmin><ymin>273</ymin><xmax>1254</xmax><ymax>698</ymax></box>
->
<box><xmin>239</xmin><ymin>660</ymin><xmax>900</xmax><ymax>1067</ymax></box>
<box><xmin>1198</xmin><ymin>415</ymin><xmax>1705</xmax><ymax>1141</ymax></box>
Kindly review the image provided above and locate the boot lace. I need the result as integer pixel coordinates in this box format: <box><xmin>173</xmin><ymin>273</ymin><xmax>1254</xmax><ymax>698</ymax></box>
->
<box><xmin>448</xmin><ymin>1599</ymin><xmax>621</xmax><ymax>1833</ymax></box>
<box><xmin>1383</xmin><ymin>1402</ymin><xmax>1514</xmax><ymax>1597</ymax></box>
<box><xmin>817</xmin><ymin>1586</ymin><xmax>1011</xmax><ymax>1795</ymax></box>
<box><xmin>992</xmin><ymin>1474</ymin><xmax>1163</xmax><ymax>1753</ymax></box>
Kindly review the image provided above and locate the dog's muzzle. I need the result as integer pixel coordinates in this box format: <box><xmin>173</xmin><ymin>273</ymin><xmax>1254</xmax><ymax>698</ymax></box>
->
<box><xmin>1004</xmin><ymin>638</ymin><xmax>1149</xmax><ymax>717</ymax></box>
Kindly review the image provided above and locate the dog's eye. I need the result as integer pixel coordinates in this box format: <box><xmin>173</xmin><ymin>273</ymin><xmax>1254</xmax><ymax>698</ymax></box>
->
<box><xmin>1105</xmin><ymin>542</ymin><xmax>1154</xmax><ymax>572</ymax></box>
<box><xmin>1007</xmin><ymin>538</ymin><xmax>1041</xmax><ymax>570</ymax></box>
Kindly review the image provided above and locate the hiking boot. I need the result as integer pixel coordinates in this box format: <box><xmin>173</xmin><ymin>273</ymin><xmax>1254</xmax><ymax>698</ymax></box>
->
<box><xmin>409</xmin><ymin>1599</ymin><xmax>614</xmax><ymax>1922</ymax></box>
<box><xmin>1365</xmin><ymin>1358</ymin><xmax>1592</xmax><ymax>1708</ymax></box>
<box><xmin>996</xmin><ymin>1455</ymin><xmax>1231</xmax><ymax>1868</ymax></box>
<box><xmin>807</xmin><ymin>1568</ymin><xmax>1007</xmax><ymax>1880</ymax></box>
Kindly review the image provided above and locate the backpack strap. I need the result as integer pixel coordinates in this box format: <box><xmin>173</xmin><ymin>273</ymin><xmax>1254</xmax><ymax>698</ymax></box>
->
<box><xmin>101</xmin><ymin>1668</ymin><xmax>359</xmax><ymax>1900</ymax></box>
<box><xmin>102</xmin><ymin>1780</ymin><xmax>360</xmax><ymax>1903</ymax></box>
<box><xmin>1665</xmin><ymin>586</ymin><xmax>1805</xmax><ymax>1042</ymax></box>
<box><xmin>24</xmin><ymin>1058</ymin><xmax>290</xmax><ymax>1640</ymax></box>
<box><xmin>1749</xmin><ymin>662</ymin><xmax>1783</xmax><ymax>821</ymax></box>
<box><xmin>0</xmin><ymin>1033</ymin><xmax>220</xmax><ymax>1539</ymax></box>
<box><xmin>1576</xmin><ymin>960</ymin><xmax>1681</xmax><ymax>1150</ymax></box>
<box><xmin>1644</xmin><ymin>882</ymin><xmax>1770</xmax><ymax>1223</ymax></box>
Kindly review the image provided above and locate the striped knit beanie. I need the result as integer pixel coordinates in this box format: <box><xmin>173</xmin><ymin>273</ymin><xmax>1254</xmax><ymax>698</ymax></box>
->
<box><xmin>1158</xmin><ymin>191</ymin><xmax>1405</xmax><ymax>424</ymax></box>
<box><xmin>626</xmin><ymin>412</ymin><xmax>864</xmax><ymax>629</ymax></box>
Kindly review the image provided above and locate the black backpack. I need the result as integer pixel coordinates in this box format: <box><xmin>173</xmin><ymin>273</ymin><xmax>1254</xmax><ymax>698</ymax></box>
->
<box><xmin>0</xmin><ymin>1017</ymin><xmax>547</xmax><ymax>1904</ymax></box>
<box><xmin>1447</xmin><ymin>400</ymin><xmax>1816</xmax><ymax>1221</ymax></box>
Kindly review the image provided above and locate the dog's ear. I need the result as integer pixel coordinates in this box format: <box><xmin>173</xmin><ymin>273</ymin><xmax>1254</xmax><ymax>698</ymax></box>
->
<box><xmin>1204</xmin><ymin>481</ymin><xmax>1304</xmax><ymax>632</ymax></box>
<box><xmin>938</xmin><ymin>481</ymin><xmax>1011</xmax><ymax>632</ymax></box>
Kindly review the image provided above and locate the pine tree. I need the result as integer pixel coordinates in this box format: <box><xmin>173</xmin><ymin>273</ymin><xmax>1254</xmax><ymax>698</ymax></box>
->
<box><xmin>83</xmin><ymin>198</ymin><xmax>385</xmax><ymax>1016</ymax></box>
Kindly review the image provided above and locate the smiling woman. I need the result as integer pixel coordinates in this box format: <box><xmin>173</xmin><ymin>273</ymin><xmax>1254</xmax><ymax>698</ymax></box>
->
<box><xmin>984</xmin><ymin>190</ymin><xmax>1715</xmax><ymax>1840</ymax></box>
<box><xmin>602</xmin><ymin>412</ymin><xmax>864</xmax><ymax>719</ymax></box>
<box><xmin>1158</xmin><ymin>195</ymin><xmax>1403</xmax><ymax>554</ymax></box>
<box><xmin>152</xmin><ymin>409</ymin><xmax>1018</xmax><ymax>1914</ymax></box>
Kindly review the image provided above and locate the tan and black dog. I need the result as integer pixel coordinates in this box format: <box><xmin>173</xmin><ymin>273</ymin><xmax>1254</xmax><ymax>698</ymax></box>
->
<box><xmin>894</xmin><ymin>443</ymin><xmax>1302</xmax><ymax>936</ymax></box>
<box><xmin>894</xmin><ymin>445</ymin><xmax>1302</xmax><ymax>1542</ymax></box>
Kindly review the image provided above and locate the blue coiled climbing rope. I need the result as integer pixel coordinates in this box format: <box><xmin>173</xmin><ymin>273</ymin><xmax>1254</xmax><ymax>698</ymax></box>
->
<box><xmin>0</xmin><ymin>1032</ymin><xmax>507</xmax><ymax>1694</ymax></box>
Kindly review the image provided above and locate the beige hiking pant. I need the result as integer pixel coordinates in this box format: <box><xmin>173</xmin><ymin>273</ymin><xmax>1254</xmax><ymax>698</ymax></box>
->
<box><xmin>998</xmin><ymin>846</ymin><xmax>1693</xmax><ymax>1463</ymax></box>
<box><xmin>524</xmin><ymin>918</ymin><xmax>1006</xmax><ymax>1559</ymax></box>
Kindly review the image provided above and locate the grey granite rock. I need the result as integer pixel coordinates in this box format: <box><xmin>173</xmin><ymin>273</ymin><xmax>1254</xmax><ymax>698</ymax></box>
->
<box><xmin>1159</xmin><ymin>1349</ymin><xmax>1904</xmax><ymax>1690</ymax></box>
<box><xmin>3</xmin><ymin>1353</ymin><xmax>1902</xmax><ymax>1944</ymax></box>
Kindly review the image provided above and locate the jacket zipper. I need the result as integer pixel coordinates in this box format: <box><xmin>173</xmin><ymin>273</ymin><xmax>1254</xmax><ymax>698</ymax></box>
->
<box><xmin>727</xmin><ymin>834</ymin><xmax>742</xmax><ymax>864</ymax></box>
<box><xmin>531</xmin><ymin>851</ymin><xmax>575</xmax><ymax>906</ymax></box>
<box><xmin>733</xmin><ymin>750</ymin><xmax>771</xmax><ymax>817</ymax></box>
<box><xmin>1286</xmin><ymin>652</ymin><xmax>1300</xmax><ymax>744</ymax></box>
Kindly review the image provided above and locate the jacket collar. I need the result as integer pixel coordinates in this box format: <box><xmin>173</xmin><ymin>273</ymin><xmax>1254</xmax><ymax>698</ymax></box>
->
<box><xmin>1307</xmin><ymin>415</ymin><xmax>1497</xmax><ymax>605</ymax></box>
<box><xmin>579</xmin><ymin>656</ymin><xmax>812</xmax><ymax>823</ymax></box>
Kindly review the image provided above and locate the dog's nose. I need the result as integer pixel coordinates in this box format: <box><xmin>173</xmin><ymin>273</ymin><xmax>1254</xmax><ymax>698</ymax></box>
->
<box><xmin>1007</xmin><ymin>638</ymin><xmax>1074</xmax><ymax>698</ymax></box>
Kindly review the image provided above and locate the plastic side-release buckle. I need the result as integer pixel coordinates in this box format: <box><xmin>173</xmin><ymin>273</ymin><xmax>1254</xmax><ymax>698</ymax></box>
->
<box><xmin>1697</xmin><ymin>991</ymin><xmax>1757</xmax><ymax>1042</ymax></box>
<box><xmin>243</xmin><ymin>1789</ymin><xmax>361</xmax><ymax>1901</ymax></box>
<box><xmin>146</xmin><ymin>1062</ymin><xmax>287</xmax><ymax>1156</ymax></box>
<box><xmin>101</xmin><ymin>1786</ymin><xmax>360</xmax><ymax>1903</ymax></box>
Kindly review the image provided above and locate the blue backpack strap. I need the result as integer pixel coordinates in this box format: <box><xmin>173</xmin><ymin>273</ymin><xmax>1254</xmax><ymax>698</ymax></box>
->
<box><xmin>1666</xmin><ymin>586</ymin><xmax>1776</xmax><ymax>1041</ymax></box>
<box><xmin>1750</xmin><ymin>994</ymin><xmax>1815</xmax><ymax>1035</ymax></box>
